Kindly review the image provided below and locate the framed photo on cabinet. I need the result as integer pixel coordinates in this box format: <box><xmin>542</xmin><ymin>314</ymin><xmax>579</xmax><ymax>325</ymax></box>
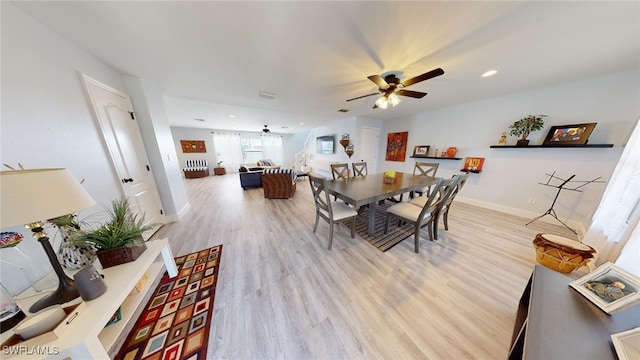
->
<box><xmin>569</xmin><ymin>262</ymin><xmax>640</xmax><ymax>314</ymax></box>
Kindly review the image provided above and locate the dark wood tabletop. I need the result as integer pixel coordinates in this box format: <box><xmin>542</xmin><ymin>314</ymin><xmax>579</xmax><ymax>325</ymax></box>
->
<box><xmin>326</xmin><ymin>172</ymin><xmax>438</xmax><ymax>235</ymax></box>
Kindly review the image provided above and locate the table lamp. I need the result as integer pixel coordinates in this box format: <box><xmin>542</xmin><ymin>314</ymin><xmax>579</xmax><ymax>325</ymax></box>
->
<box><xmin>0</xmin><ymin>169</ymin><xmax>96</xmax><ymax>313</ymax></box>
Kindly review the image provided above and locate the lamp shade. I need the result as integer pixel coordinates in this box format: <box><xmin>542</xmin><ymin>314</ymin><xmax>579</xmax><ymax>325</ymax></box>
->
<box><xmin>0</xmin><ymin>169</ymin><xmax>95</xmax><ymax>229</ymax></box>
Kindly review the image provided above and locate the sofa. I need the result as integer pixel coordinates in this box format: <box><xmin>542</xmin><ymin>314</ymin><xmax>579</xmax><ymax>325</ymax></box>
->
<box><xmin>183</xmin><ymin>160</ymin><xmax>209</xmax><ymax>178</ymax></box>
<box><xmin>262</xmin><ymin>168</ymin><xmax>296</xmax><ymax>199</ymax></box>
<box><xmin>256</xmin><ymin>159</ymin><xmax>281</xmax><ymax>170</ymax></box>
<box><xmin>239</xmin><ymin>170</ymin><xmax>263</xmax><ymax>189</ymax></box>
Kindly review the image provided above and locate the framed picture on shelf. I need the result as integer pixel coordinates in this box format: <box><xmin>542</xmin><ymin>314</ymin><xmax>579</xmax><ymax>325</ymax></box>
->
<box><xmin>412</xmin><ymin>145</ymin><xmax>430</xmax><ymax>158</ymax></box>
<box><xmin>568</xmin><ymin>262</ymin><xmax>640</xmax><ymax>314</ymax></box>
<box><xmin>542</xmin><ymin>123</ymin><xmax>597</xmax><ymax>146</ymax></box>
<box><xmin>462</xmin><ymin>157</ymin><xmax>485</xmax><ymax>173</ymax></box>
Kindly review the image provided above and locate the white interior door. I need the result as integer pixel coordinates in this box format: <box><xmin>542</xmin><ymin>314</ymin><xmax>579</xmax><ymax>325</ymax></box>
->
<box><xmin>360</xmin><ymin>127</ymin><xmax>380</xmax><ymax>173</ymax></box>
<box><xmin>82</xmin><ymin>74</ymin><xmax>164</xmax><ymax>238</ymax></box>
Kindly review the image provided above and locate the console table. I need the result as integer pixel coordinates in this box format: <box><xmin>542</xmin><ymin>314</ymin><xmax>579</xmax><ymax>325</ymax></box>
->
<box><xmin>509</xmin><ymin>265</ymin><xmax>640</xmax><ymax>360</ymax></box>
<box><xmin>2</xmin><ymin>238</ymin><xmax>177</xmax><ymax>359</ymax></box>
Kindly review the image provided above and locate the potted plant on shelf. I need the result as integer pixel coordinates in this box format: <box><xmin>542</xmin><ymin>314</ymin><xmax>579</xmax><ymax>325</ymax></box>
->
<box><xmin>509</xmin><ymin>114</ymin><xmax>547</xmax><ymax>146</ymax></box>
<box><xmin>214</xmin><ymin>160</ymin><xmax>226</xmax><ymax>175</ymax></box>
<box><xmin>73</xmin><ymin>197</ymin><xmax>153</xmax><ymax>268</ymax></box>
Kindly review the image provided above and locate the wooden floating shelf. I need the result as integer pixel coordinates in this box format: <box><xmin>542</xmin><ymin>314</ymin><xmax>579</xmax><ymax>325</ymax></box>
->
<box><xmin>489</xmin><ymin>144</ymin><xmax>613</xmax><ymax>148</ymax></box>
<box><xmin>410</xmin><ymin>156</ymin><xmax>462</xmax><ymax>160</ymax></box>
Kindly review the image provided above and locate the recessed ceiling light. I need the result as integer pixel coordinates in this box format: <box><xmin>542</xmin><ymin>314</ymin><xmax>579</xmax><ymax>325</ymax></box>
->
<box><xmin>482</xmin><ymin>70</ymin><xmax>498</xmax><ymax>77</ymax></box>
<box><xmin>299</xmin><ymin>122</ymin><xmax>304</xmax><ymax>125</ymax></box>
<box><xmin>229</xmin><ymin>115</ymin><xmax>236</xmax><ymax>118</ymax></box>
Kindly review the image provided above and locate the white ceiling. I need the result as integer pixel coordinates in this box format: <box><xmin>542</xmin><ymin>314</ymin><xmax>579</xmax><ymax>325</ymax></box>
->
<box><xmin>12</xmin><ymin>1</ymin><xmax>640</xmax><ymax>134</ymax></box>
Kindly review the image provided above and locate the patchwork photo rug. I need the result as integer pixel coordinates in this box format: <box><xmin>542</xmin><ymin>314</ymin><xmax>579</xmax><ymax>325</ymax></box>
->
<box><xmin>115</xmin><ymin>245</ymin><xmax>222</xmax><ymax>360</ymax></box>
<box><xmin>351</xmin><ymin>201</ymin><xmax>416</xmax><ymax>252</ymax></box>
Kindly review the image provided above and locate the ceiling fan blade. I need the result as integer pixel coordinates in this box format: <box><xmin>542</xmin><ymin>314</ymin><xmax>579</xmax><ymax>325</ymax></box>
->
<box><xmin>401</xmin><ymin>68</ymin><xmax>444</xmax><ymax>87</ymax></box>
<box><xmin>367</xmin><ymin>75</ymin><xmax>388</xmax><ymax>88</ymax></box>
<box><xmin>397</xmin><ymin>89</ymin><xmax>427</xmax><ymax>99</ymax></box>
<box><xmin>346</xmin><ymin>92</ymin><xmax>379</xmax><ymax>102</ymax></box>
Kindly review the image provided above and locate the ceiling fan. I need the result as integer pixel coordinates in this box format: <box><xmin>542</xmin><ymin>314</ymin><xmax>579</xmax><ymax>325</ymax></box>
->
<box><xmin>346</xmin><ymin>68</ymin><xmax>444</xmax><ymax>109</ymax></box>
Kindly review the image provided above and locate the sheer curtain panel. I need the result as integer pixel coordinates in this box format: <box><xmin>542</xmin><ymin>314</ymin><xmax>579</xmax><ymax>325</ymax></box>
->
<box><xmin>212</xmin><ymin>133</ymin><xmax>243</xmax><ymax>170</ymax></box>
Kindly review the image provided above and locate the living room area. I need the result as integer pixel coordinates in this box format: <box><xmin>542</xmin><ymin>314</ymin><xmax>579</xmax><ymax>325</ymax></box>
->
<box><xmin>2</xmin><ymin>1</ymin><xmax>639</xmax><ymax>359</ymax></box>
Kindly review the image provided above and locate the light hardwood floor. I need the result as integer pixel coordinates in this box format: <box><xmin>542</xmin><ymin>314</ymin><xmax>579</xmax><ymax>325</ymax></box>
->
<box><xmin>151</xmin><ymin>174</ymin><xmax>578</xmax><ymax>360</ymax></box>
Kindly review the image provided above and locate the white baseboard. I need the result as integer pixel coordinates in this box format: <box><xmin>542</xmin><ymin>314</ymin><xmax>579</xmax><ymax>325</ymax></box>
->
<box><xmin>455</xmin><ymin>196</ymin><xmax>586</xmax><ymax>237</ymax></box>
<box><xmin>169</xmin><ymin>202</ymin><xmax>191</xmax><ymax>222</ymax></box>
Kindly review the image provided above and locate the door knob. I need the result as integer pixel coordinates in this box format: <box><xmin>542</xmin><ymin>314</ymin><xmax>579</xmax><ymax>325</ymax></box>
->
<box><xmin>122</xmin><ymin>178</ymin><xmax>134</xmax><ymax>183</ymax></box>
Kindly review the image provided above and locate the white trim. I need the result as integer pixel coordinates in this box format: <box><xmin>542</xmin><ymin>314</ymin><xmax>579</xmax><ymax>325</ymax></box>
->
<box><xmin>455</xmin><ymin>196</ymin><xmax>586</xmax><ymax>236</ymax></box>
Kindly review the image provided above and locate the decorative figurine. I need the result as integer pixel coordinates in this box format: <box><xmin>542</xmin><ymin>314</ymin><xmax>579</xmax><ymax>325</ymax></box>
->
<box><xmin>498</xmin><ymin>132</ymin><xmax>507</xmax><ymax>145</ymax></box>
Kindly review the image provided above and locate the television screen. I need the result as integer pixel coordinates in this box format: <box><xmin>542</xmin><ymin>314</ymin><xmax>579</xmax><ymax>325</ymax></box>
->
<box><xmin>316</xmin><ymin>135</ymin><xmax>335</xmax><ymax>154</ymax></box>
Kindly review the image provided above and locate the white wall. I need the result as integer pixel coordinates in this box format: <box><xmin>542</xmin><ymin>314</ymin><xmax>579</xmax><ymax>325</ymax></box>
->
<box><xmin>123</xmin><ymin>76</ymin><xmax>189</xmax><ymax>220</ymax></box>
<box><xmin>377</xmin><ymin>70</ymin><xmax>638</xmax><ymax>233</ymax></box>
<box><xmin>0</xmin><ymin>3</ymin><xmax>133</xmax><ymax>293</ymax></box>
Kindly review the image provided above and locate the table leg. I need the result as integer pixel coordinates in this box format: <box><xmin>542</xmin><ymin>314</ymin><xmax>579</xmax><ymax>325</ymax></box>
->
<box><xmin>368</xmin><ymin>200</ymin><xmax>377</xmax><ymax>236</ymax></box>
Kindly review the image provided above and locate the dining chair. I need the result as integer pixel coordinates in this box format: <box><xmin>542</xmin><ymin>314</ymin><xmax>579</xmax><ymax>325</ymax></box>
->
<box><xmin>352</xmin><ymin>162</ymin><xmax>367</xmax><ymax>177</ymax></box>
<box><xmin>412</xmin><ymin>162</ymin><xmax>439</xmax><ymax>198</ymax></box>
<box><xmin>383</xmin><ymin>178</ymin><xmax>446</xmax><ymax>253</ymax></box>
<box><xmin>330</xmin><ymin>163</ymin><xmax>350</xmax><ymax>179</ymax></box>
<box><xmin>435</xmin><ymin>172</ymin><xmax>470</xmax><ymax>235</ymax></box>
<box><xmin>410</xmin><ymin>174</ymin><xmax>464</xmax><ymax>240</ymax></box>
<box><xmin>330</xmin><ymin>163</ymin><xmax>350</xmax><ymax>201</ymax></box>
<box><xmin>308</xmin><ymin>174</ymin><xmax>358</xmax><ymax>250</ymax></box>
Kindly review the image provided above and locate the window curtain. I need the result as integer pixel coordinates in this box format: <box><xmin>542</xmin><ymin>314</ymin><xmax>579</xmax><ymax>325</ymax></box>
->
<box><xmin>583</xmin><ymin>118</ymin><xmax>640</xmax><ymax>268</ymax></box>
<box><xmin>212</xmin><ymin>133</ymin><xmax>243</xmax><ymax>170</ymax></box>
<box><xmin>261</xmin><ymin>134</ymin><xmax>283</xmax><ymax>165</ymax></box>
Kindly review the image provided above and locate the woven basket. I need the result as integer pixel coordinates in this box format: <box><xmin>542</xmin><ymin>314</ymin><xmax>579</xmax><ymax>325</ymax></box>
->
<box><xmin>533</xmin><ymin>233</ymin><xmax>595</xmax><ymax>273</ymax></box>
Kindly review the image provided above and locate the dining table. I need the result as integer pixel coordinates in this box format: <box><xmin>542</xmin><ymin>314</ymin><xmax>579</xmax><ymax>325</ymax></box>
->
<box><xmin>325</xmin><ymin>172</ymin><xmax>439</xmax><ymax>236</ymax></box>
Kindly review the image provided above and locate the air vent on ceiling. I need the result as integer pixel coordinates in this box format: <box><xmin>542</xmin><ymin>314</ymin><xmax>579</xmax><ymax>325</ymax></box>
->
<box><xmin>338</xmin><ymin>109</ymin><xmax>350</xmax><ymax>113</ymax></box>
<box><xmin>257</xmin><ymin>91</ymin><xmax>276</xmax><ymax>100</ymax></box>
<box><xmin>194</xmin><ymin>118</ymin><xmax>206</xmax><ymax>122</ymax></box>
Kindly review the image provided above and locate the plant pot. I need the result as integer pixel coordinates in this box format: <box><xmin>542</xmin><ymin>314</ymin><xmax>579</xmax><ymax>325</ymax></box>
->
<box><xmin>516</xmin><ymin>139</ymin><xmax>530</xmax><ymax>146</ymax></box>
<box><xmin>214</xmin><ymin>167</ymin><xmax>226</xmax><ymax>175</ymax></box>
<box><xmin>96</xmin><ymin>243</ymin><xmax>147</xmax><ymax>268</ymax></box>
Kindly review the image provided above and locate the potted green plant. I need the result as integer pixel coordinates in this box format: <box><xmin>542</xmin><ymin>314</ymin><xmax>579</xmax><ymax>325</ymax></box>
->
<box><xmin>509</xmin><ymin>115</ymin><xmax>547</xmax><ymax>146</ymax></box>
<box><xmin>73</xmin><ymin>197</ymin><xmax>153</xmax><ymax>268</ymax></box>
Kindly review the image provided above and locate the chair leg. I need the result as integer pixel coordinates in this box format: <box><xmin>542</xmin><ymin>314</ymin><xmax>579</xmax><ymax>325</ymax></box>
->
<box><xmin>313</xmin><ymin>213</ymin><xmax>320</xmax><ymax>233</ymax></box>
<box><xmin>384</xmin><ymin>214</ymin><xmax>391</xmax><ymax>234</ymax></box>
<box><xmin>443</xmin><ymin>210</ymin><xmax>449</xmax><ymax>230</ymax></box>
<box><xmin>428</xmin><ymin>222</ymin><xmax>435</xmax><ymax>241</ymax></box>
<box><xmin>350</xmin><ymin>217</ymin><xmax>356</xmax><ymax>238</ymax></box>
<box><xmin>328</xmin><ymin>222</ymin><xmax>334</xmax><ymax>250</ymax></box>
<box><xmin>414</xmin><ymin>223</ymin><xmax>420</xmax><ymax>253</ymax></box>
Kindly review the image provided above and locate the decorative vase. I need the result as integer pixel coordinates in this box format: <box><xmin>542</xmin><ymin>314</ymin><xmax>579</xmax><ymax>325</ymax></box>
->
<box><xmin>447</xmin><ymin>147</ymin><xmax>457</xmax><ymax>158</ymax></box>
<box><xmin>96</xmin><ymin>243</ymin><xmax>147</xmax><ymax>268</ymax></box>
<box><xmin>345</xmin><ymin>144</ymin><xmax>354</xmax><ymax>158</ymax></box>
<box><xmin>57</xmin><ymin>226</ymin><xmax>97</xmax><ymax>270</ymax></box>
<box><xmin>516</xmin><ymin>139</ymin><xmax>530</xmax><ymax>146</ymax></box>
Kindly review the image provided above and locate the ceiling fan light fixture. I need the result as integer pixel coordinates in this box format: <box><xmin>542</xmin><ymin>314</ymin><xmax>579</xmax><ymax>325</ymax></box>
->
<box><xmin>388</xmin><ymin>93</ymin><xmax>401</xmax><ymax>107</ymax></box>
<box><xmin>375</xmin><ymin>97</ymin><xmax>388</xmax><ymax>109</ymax></box>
